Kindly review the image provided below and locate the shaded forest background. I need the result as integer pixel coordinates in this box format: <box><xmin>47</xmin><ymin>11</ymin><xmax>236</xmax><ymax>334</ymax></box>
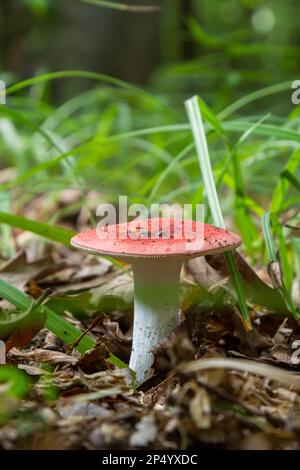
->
<box><xmin>1</xmin><ymin>0</ymin><xmax>300</xmax><ymax>111</ymax></box>
<box><xmin>0</xmin><ymin>0</ymin><xmax>300</xmax><ymax>452</ymax></box>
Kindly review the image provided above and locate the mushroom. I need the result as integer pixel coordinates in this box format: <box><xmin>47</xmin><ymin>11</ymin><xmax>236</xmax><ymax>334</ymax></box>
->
<box><xmin>71</xmin><ymin>218</ymin><xmax>241</xmax><ymax>383</ymax></box>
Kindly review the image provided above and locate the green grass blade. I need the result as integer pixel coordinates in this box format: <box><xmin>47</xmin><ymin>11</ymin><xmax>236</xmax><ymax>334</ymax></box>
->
<box><xmin>6</xmin><ymin>71</ymin><xmax>161</xmax><ymax>107</ymax></box>
<box><xmin>0</xmin><ymin>106</ymin><xmax>97</xmax><ymax>226</ymax></box>
<box><xmin>227</xmin><ymin>117</ymin><xmax>269</xmax><ymax>259</ymax></box>
<box><xmin>220</xmin><ymin>82</ymin><xmax>292</xmax><ymax>119</ymax></box>
<box><xmin>236</xmin><ymin>113</ymin><xmax>271</xmax><ymax>145</ymax></box>
<box><xmin>78</xmin><ymin>0</ymin><xmax>160</xmax><ymax>12</ymax></box>
<box><xmin>0</xmin><ymin>193</ymin><xmax>15</xmax><ymax>258</ymax></box>
<box><xmin>185</xmin><ymin>97</ymin><xmax>224</xmax><ymax>227</ymax></box>
<box><xmin>281</xmin><ymin>169</ymin><xmax>300</xmax><ymax>192</ymax></box>
<box><xmin>44</xmin><ymin>307</ymin><xmax>95</xmax><ymax>353</ymax></box>
<box><xmin>292</xmin><ymin>239</ymin><xmax>300</xmax><ymax>302</ymax></box>
<box><xmin>0</xmin><ymin>279</ymin><xmax>95</xmax><ymax>353</ymax></box>
<box><xmin>271</xmin><ymin>149</ymin><xmax>300</xmax><ymax>212</ymax></box>
<box><xmin>185</xmin><ymin>96</ymin><xmax>250</xmax><ymax>326</ymax></box>
<box><xmin>272</xmin><ymin>214</ymin><xmax>293</xmax><ymax>295</ymax></box>
<box><xmin>197</xmin><ymin>96</ymin><xmax>225</xmax><ymax>136</ymax></box>
<box><xmin>262</xmin><ymin>212</ymin><xmax>277</xmax><ymax>261</ymax></box>
<box><xmin>0</xmin><ymin>212</ymin><xmax>75</xmax><ymax>246</ymax></box>
<box><xmin>230</xmin><ymin>146</ymin><xmax>257</xmax><ymax>258</ymax></box>
<box><xmin>223</xmin><ymin>120</ymin><xmax>300</xmax><ymax>143</ymax></box>
<box><xmin>262</xmin><ymin>212</ymin><xmax>298</xmax><ymax>318</ymax></box>
<box><xmin>0</xmin><ymin>106</ymin><xmax>62</xmax><ymax>152</ymax></box>
<box><xmin>149</xmin><ymin>143</ymin><xmax>194</xmax><ymax>200</ymax></box>
<box><xmin>94</xmin><ymin>121</ymin><xmax>300</xmax><ymax>147</ymax></box>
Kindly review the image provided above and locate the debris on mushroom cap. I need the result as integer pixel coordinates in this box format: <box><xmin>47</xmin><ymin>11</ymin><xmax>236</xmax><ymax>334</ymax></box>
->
<box><xmin>71</xmin><ymin>218</ymin><xmax>241</xmax><ymax>258</ymax></box>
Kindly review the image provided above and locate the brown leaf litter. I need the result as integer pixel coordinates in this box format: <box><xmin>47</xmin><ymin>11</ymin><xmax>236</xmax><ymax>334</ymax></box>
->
<box><xmin>0</xmin><ymin>244</ymin><xmax>300</xmax><ymax>450</ymax></box>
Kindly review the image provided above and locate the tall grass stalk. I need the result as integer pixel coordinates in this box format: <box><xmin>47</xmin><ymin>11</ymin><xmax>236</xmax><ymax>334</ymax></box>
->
<box><xmin>185</xmin><ymin>96</ymin><xmax>250</xmax><ymax>327</ymax></box>
<box><xmin>262</xmin><ymin>212</ymin><xmax>298</xmax><ymax>319</ymax></box>
<box><xmin>78</xmin><ymin>0</ymin><xmax>160</xmax><ymax>12</ymax></box>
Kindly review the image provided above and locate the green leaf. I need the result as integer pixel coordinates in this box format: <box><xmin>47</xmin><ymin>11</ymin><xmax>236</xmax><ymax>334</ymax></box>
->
<box><xmin>0</xmin><ymin>212</ymin><xmax>75</xmax><ymax>246</ymax></box>
<box><xmin>0</xmin><ymin>366</ymin><xmax>30</xmax><ymax>399</ymax></box>
<box><xmin>0</xmin><ymin>279</ymin><xmax>96</xmax><ymax>353</ymax></box>
<box><xmin>107</xmin><ymin>353</ymin><xmax>128</xmax><ymax>369</ymax></box>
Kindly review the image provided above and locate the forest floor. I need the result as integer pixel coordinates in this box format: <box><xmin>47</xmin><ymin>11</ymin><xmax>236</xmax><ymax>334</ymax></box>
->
<box><xmin>1</xmin><ymin>234</ymin><xmax>300</xmax><ymax>451</ymax></box>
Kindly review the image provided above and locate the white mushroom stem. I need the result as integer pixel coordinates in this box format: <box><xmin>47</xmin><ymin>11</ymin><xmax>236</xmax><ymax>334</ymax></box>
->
<box><xmin>129</xmin><ymin>258</ymin><xmax>183</xmax><ymax>383</ymax></box>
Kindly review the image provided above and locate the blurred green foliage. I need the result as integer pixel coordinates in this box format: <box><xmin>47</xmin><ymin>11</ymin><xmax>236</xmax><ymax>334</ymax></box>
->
<box><xmin>0</xmin><ymin>1</ymin><xmax>299</xmax><ymax>312</ymax></box>
<box><xmin>1</xmin><ymin>0</ymin><xmax>300</xmax><ymax>105</ymax></box>
<box><xmin>0</xmin><ymin>0</ymin><xmax>299</xmax><ymax>423</ymax></box>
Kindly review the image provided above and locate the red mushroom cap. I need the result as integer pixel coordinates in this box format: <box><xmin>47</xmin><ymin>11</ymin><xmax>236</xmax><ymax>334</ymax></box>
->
<box><xmin>71</xmin><ymin>218</ymin><xmax>241</xmax><ymax>259</ymax></box>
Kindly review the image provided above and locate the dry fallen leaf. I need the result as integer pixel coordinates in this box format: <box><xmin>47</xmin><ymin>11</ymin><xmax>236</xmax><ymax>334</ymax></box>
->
<box><xmin>0</xmin><ymin>252</ymin><xmax>61</xmax><ymax>293</ymax></box>
<box><xmin>9</xmin><ymin>348</ymin><xmax>78</xmax><ymax>365</ymax></box>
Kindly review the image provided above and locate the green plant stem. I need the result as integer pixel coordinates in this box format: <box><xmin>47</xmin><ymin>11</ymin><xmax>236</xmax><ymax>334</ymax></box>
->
<box><xmin>185</xmin><ymin>96</ymin><xmax>250</xmax><ymax>327</ymax></box>
<box><xmin>78</xmin><ymin>0</ymin><xmax>160</xmax><ymax>12</ymax></box>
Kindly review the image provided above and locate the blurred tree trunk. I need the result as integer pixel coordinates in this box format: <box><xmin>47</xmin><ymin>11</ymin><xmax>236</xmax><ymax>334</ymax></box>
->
<box><xmin>160</xmin><ymin>0</ymin><xmax>195</xmax><ymax>63</ymax></box>
<box><xmin>0</xmin><ymin>0</ymin><xmax>32</xmax><ymax>75</ymax></box>
<box><xmin>0</xmin><ymin>0</ymin><xmax>161</xmax><ymax>90</ymax></box>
